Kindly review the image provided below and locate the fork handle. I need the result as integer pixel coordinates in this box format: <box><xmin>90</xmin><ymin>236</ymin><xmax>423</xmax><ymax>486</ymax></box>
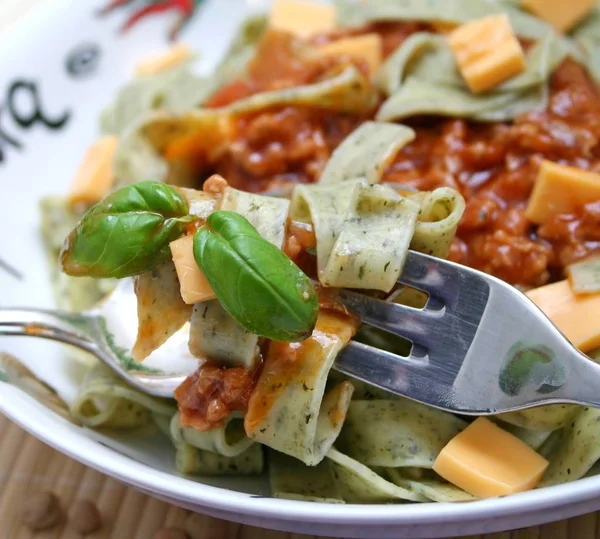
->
<box><xmin>556</xmin><ymin>348</ymin><xmax>600</xmax><ymax>408</ymax></box>
<box><xmin>0</xmin><ymin>308</ymin><xmax>184</xmax><ymax>398</ymax></box>
<box><xmin>0</xmin><ymin>308</ymin><xmax>100</xmax><ymax>356</ymax></box>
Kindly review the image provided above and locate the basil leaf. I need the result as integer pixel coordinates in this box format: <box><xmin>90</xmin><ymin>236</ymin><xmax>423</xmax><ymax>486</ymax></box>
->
<box><xmin>60</xmin><ymin>181</ymin><xmax>193</xmax><ymax>278</ymax></box>
<box><xmin>193</xmin><ymin>210</ymin><xmax>318</xmax><ymax>342</ymax></box>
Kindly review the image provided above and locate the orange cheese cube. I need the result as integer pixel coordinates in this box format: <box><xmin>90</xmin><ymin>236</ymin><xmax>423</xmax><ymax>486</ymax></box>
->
<box><xmin>135</xmin><ymin>44</ymin><xmax>192</xmax><ymax>76</ymax></box>
<box><xmin>433</xmin><ymin>418</ymin><xmax>549</xmax><ymax>498</ymax></box>
<box><xmin>67</xmin><ymin>135</ymin><xmax>118</xmax><ymax>206</ymax></box>
<box><xmin>170</xmin><ymin>235</ymin><xmax>217</xmax><ymax>305</ymax></box>
<box><xmin>521</xmin><ymin>0</ymin><xmax>596</xmax><ymax>33</ymax></box>
<box><xmin>269</xmin><ymin>0</ymin><xmax>336</xmax><ymax>38</ymax></box>
<box><xmin>525</xmin><ymin>161</ymin><xmax>600</xmax><ymax>225</ymax></box>
<box><xmin>526</xmin><ymin>280</ymin><xmax>600</xmax><ymax>352</ymax></box>
<box><xmin>317</xmin><ymin>34</ymin><xmax>383</xmax><ymax>77</ymax></box>
<box><xmin>448</xmin><ymin>14</ymin><xmax>526</xmax><ymax>93</ymax></box>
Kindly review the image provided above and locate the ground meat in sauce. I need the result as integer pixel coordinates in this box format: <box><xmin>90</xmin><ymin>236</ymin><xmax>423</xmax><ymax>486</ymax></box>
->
<box><xmin>385</xmin><ymin>59</ymin><xmax>600</xmax><ymax>287</ymax></box>
<box><xmin>205</xmin><ymin>30</ymin><xmax>373</xmax><ymax>192</ymax></box>
<box><xmin>205</xmin><ymin>25</ymin><xmax>600</xmax><ymax>288</ymax></box>
<box><xmin>174</xmin><ymin>364</ymin><xmax>259</xmax><ymax>431</ymax></box>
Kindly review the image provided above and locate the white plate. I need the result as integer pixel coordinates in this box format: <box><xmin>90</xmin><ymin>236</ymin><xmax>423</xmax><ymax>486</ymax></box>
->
<box><xmin>1</xmin><ymin>1</ymin><xmax>600</xmax><ymax>537</ymax></box>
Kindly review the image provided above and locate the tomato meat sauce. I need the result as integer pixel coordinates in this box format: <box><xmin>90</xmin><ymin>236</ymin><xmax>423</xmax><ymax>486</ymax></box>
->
<box><xmin>175</xmin><ymin>363</ymin><xmax>260</xmax><ymax>431</ymax></box>
<box><xmin>205</xmin><ymin>25</ymin><xmax>600</xmax><ymax>288</ymax></box>
<box><xmin>386</xmin><ymin>60</ymin><xmax>600</xmax><ymax>288</ymax></box>
<box><xmin>175</xmin><ymin>24</ymin><xmax>600</xmax><ymax>430</ymax></box>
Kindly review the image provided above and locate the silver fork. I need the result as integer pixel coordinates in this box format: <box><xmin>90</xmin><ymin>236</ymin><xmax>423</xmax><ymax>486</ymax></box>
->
<box><xmin>1</xmin><ymin>250</ymin><xmax>599</xmax><ymax>415</ymax></box>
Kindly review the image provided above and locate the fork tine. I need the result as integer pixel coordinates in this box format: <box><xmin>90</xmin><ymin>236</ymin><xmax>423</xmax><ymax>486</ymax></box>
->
<box><xmin>336</xmin><ymin>340</ymin><xmax>471</xmax><ymax>409</ymax></box>
<box><xmin>335</xmin><ymin>288</ymin><xmax>443</xmax><ymax>347</ymax></box>
<box><xmin>336</xmin><ymin>341</ymin><xmax>445</xmax><ymax>399</ymax></box>
<box><xmin>336</xmin><ymin>340</ymin><xmax>425</xmax><ymax>387</ymax></box>
<box><xmin>399</xmin><ymin>251</ymin><xmax>474</xmax><ymax>300</ymax></box>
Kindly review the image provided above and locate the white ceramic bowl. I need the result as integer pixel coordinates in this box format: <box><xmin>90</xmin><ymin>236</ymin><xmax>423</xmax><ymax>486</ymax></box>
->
<box><xmin>1</xmin><ymin>1</ymin><xmax>599</xmax><ymax>537</ymax></box>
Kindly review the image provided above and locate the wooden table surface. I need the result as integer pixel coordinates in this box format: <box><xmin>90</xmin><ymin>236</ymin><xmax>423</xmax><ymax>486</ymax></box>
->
<box><xmin>1</xmin><ymin>1</ymin><xmax>600</xmax><ymax>538</ymax></box>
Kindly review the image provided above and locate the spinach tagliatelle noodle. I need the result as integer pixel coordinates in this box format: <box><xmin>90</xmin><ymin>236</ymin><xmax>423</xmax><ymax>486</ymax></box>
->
<box><xmin>188</xmin><ymin>186</ymin><xmax>292</xmax><ymax>367</ymax></box>
<box><xmin>376</xmin><ymin>32</ymin><xmax>572</xmax><ymax>123</ymax></box>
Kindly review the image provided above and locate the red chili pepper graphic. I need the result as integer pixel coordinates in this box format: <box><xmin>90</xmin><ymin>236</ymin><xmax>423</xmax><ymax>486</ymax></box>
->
<box><xmin>99</xmin><ymin>0</ymin><xmax>204</xmax><ymax>41</ymax></box>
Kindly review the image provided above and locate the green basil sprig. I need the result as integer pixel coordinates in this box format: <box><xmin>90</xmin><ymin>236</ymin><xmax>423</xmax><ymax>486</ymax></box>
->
<box><xmin>193</xmin><ymin>210</ymin><xmax>318</xmax><ymax>342</ymax></box>
<box><xmin>60</xmin><ymin>181</ymin><xmax>194</xmax><ymax>278</ymax></box>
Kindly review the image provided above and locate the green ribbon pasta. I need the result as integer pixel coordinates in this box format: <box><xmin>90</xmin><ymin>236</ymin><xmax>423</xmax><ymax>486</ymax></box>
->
<box><xmin>385</xmin><ymin>468</ymin><xmax>475</xmax><ymax>502</ymax></box>
<box><xmin>377</xmin><ymin>77</ymin><xmax>543</xmax><ymax>123</ymax></box>
<box><xmin>269</xmin><ymin>450</ymin><xmax>345</xmax><ymax>503</ymax></box>
<box><xmin>291</xmin><ymin>180</ymin><xmax>421</xmax><ymax>292</ymax></box>
<box><xmin>376</xmin><ymin>33</ymin><xmax>570</xmax><ymax>123</ymax></box>
<box><xmin>498</xmin><ymin>404</ymin><xmax>580</xmax><ymax>432</ymax></box>
<box><xmin>246</xmin><ymin>312</ymin><xmax>356</xmax><ymax>466</ymax></box>
<box><xmin>189</xmin><ymin>300</ymin><xmax>260</xmax><ymax>368</ymax></box>
<box><xmin>377</xmin><ymin>32</ymin><xmax>569</xmax><ymax>96</ymax></box>
<box><xmin>100</xmin><ymin>65</ymin><xmax>212</xmax><ymax>137</ymax></box>
<box><xmin>291</xmin><ymin>179</ymin><xmax>360</xmax><ymax>273</ymax></box>
<box><xmin>170</xmin><ymin>414</ymin><xmax>264</xmax><ymax>476</ymax></box>
<box><xmin>540</xmin><ymin>406</ymin><xmax>600</xmax><ymax>486</ymax></box>
<box><xmin>326</xmin><ymin>448</ymin><xmax>428</xmax><ymax>502</ymax></box>
<box><xmin>320</xmin><ymin>183</ymin><xmax>420</xmax><ymax>291</ymax></box>
<box><xmin>188</xmin><ymin>187</ymin><xmax>291</xmax><ymax>365</ymax></box>
<box><xmin>220</xmin><ymin>187</ymin><xmax>290</xmax><ymax>249</ymax></box>
<box><xmin>70</xmin><ymin>366</ymin><xmax>176</xmax><ymax>429</ymax></box>
<box><xmin>172</xmin><ymin>412</ymin><xmax>255</xmax><ymax>458</ymax></box>
<box><xmin>496</xmin><ymin>421</ymin><xmax>554</xmax><ymax>450</ymax></box>
<box><xmin>408</xmin><ymin>187</ymin><xmax>466</xmax><ymax>258</ymax></box>
<box><xmin>132</xmin><ymin>259</ymin><xmax>193</xmax><ymax>361</ymax></box>
<box><xmin>336</xmin><ymin>400</ymin><xmax>467</xmax><ymax>468</ymax></box>
<box><xmin>319</xmin><ymin>121</ymin><xmax>416</xmax><ymax>185</ymax></box>
<box><xmin>228</xmin><ymin>65</ymin><xmax>377</xmax><ymax>115</ymax></box>
<box><xmin>293</xmin><ymin>181</ymin><xmax>464</xmax><ymax>292</ymax></box>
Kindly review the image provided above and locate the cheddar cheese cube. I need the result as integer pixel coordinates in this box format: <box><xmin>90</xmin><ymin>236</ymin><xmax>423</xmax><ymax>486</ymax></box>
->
<box><xmin>527</xmin><ymin>280</ymin><xmax>600</xmax><ymax>352</ymax></box>
<box><xmin>269</xmin><ymin>0</ymin><xmax>336</xmax><ymax>38</ymax></box>
<box><xmin>433</xmin><ymin>418</ymin><xmax>549</xmax><ymax>498</ymax></box>
<box><xmin>525</xmin><ymin>161</ymin><xmax>600</xmax><ymax>225</ymax></box>
<box><xmin>448</xmin><ymin>14</ymin><xmax>526</xmax><ymax>93</ymax></box>
<box><xmin>521</xmin><ymin>0</ymin><xmax>596</xmax><ymax>33</ymax></box>
<box><xmin>136</xmin><ymin>44</ymin><xmax>191</xmax><ymax>76</ymax></box>
<box><xmin>67</xmin><ymin>135</ymin><xmax>118</xmax><ymax>206</ymax></box>
<box><xmin>170</xmin><ymin>235</ymin><xmax>217</xmax><ymax>305</ymax></box>
<box><xmin>317</xmin><ymin>34</ymin><xmax>383</xmax><ymax>76</ymax></box>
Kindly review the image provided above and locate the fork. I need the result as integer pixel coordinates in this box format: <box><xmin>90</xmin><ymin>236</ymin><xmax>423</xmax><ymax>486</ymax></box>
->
<box><xmin>1</xmin><ymin>250</ymin><xmax>599</xmax><ymax>415</ymax></box>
